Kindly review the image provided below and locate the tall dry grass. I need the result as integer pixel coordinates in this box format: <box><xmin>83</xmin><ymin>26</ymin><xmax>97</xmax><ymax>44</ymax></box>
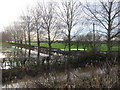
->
<box><xmin>19</xmin><ymin>60</ymin><xmax>120</xmax><ymax>88</ymax></box>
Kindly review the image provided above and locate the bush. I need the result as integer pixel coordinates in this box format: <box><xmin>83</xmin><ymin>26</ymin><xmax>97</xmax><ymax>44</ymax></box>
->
<box><xmin>68</xmin><ymin>52</ymin><xmax>107</xmax><ymax>68</ymax></box>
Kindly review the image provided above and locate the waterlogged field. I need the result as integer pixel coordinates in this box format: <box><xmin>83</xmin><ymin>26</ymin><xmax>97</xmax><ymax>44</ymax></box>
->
<box><xmin>1</xmin><ymin>42</ymin><xmax>120</xmax><ymax>88</ymax></box>
<box><xmin>2</xmin><ymin>61</ymin><xmax>120</xmax><ymax>88</ymax></box>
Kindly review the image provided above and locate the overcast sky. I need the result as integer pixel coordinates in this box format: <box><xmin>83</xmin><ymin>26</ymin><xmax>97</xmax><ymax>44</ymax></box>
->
<box><xmin>0</xmin><ymin>0</ymin><xmax>39</xmax><ymax>31</ymax></box>
<box><xmin>0</xmin><ymin>0</ymin><xmax>108</xmax><ymax>31</ymax></box>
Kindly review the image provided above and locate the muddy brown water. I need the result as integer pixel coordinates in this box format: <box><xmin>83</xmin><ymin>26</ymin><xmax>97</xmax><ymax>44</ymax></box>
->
<box><xmin>1</xmin><ymin>46</ymin><xmax>120</xmax><ymax>88</ymax></box>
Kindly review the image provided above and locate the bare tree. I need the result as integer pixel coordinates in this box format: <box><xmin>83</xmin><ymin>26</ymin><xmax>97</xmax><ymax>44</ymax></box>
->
<box><xmin>57</xmin><ymin>0</ymin><xmax>81</xmax><ymax>54</ymax></box>
<box><xmin>31</xmin><ymin>7</ymin><xmax>42</xmax><ymax>48</ymax></box>
<box><xmin>37</xmin><ymin>2</ymin><xmax>61</xmax><ymax>57</ymax></box>
<box><xmin>13</xmin><ymin>22</ymin><xmax>25</xmax><ymax>44</ymax></box>
<box><xmin>74</xmin><ymin>35</ymin><xmax>81</xmax><ymax>51</ymax></box>
<box><xmin>31</xmin><ymin>7</ymin><xmax>42</xmax><ymax>57</ymax></box>
<box><xmin>4</xmin><ymin>26</ymin><xmax>14</xmax><ymax>43</ymax></box>
<box><xmin>56</xmin><ymin>0</ymin><xmax>82</xmax><ymax>83</ymax></box>
<box><xmin>19</xmin><ymin>18</ymin><xmax>28</xmax><ymax>44</ymax></box>
<box><xmin>4</xmin><ymin>24</ymin><xmax>20</xmax><ymax>43</ymax></box>
<box><xmin>21</xmin><ymin>7</ymin><xmax>34</xmax><ymax>45</ymax></box>
<box><xmin>31</xmin><ymin>6</ymin><xmax>48</xmax><ymax>57</ymax></box>
<box><xmin>84</xmin><ymin>0</ymin><xmax>120</xmax><ymax>52</ymax></box>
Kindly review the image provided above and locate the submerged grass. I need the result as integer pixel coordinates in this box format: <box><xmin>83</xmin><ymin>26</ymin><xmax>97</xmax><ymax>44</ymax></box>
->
<box><xmin>2</xmin><ymin>44</ymin><xmax>120</xmax><ymax>88</ymax></box>
<box><xmin>5</xmin><ymin>62</ymin><xmax>119</xmax><ymax>88</ymax></box>
<box><xmin>25</xmin><ymin>64</ymin><xmax>120</xmax><ymax>88</ymax></box>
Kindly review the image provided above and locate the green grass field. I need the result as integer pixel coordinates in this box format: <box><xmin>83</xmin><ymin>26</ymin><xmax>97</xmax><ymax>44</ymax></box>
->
<box><xmin>0</xmin><ymin>43</ymin><xmax>20</xmax><ymax>52</ymax></box>
<box><xmin>31</xmin><ymin>43</ymin><xmax>119</xmax><ymax>51</ymax></box>
<box><xmin>0</xmin><ymin>42</ymin><xmax>119</xmax><ymax>51</ymax></box>
<box><xmin>32</xmin><ymin>43</ymin><xmax>85</xmax><ymax>49</ymax></box>
<box><xmin>0</xmin><ymin>43</ymin><xmax>14</xmax><ymax>47</ymax></box>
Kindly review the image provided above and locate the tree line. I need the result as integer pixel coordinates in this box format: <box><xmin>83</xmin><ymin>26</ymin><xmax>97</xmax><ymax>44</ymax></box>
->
<box><xmin>2</xmin><ymin>0</ymin><xmax>120</xmax><ymax>53</ymax></box>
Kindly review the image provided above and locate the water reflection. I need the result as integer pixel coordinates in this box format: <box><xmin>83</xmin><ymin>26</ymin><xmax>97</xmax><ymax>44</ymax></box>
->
<box><xmin>2</xmin><ymin>46</ymin><xmax>118</xmax><ymax>88</ymax></box>
<box><xmin>0</xmin><ymin>53</ymin><xmax>5</xmax><ymax>59</ymax></box>
<box><xmin>1</xmin><ymin>46</ymin><xmax>52</xmax><ymax>69</ymax></box>
<box><xmin>1</xmin><ymin>46</ymin><xmax>67</xmax><ymax>86</ymax></box>
<box><xmin>2</xmin><ymin>64</ymin><xmax>119</xmax><ymax>88</ymax></box>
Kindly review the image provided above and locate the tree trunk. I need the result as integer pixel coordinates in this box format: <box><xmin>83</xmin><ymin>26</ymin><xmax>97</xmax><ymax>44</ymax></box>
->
<box><xmin>48</xmin><ymin>34</ymin><xmax>51</xmax><ymax>57</ymax></box>
<box><xmin>20</xmin><ymin>40</ymin><xmax>22</xmax><ymax>44</ymax></box>
<box><xmin>14</xmin><ymin>34</ymin><xmax>16</xmax><ymax>43</ymax></box>
<box><xmin>37</xmin><ymin>33</ymin><xmax>40</xmax><ymax>47</ymax></box>
<box><xmin>37</xmin><ymin>30</ymin><xmax>40</xmax><ymax>57</ymax></box>
<box><xmin>67</xmin><ymin>30</ymin><xmax>71</xmax><ymax>83</ymax></box>
<box><xmin>107</xmin><ymin>30</ymin><xmax>112</xmax><ymax>59</ymax></box>
<box><xmin>119</xmin><ymin>41</ymin><xmax>120</xmax><ymax>51</ymax></box>
<box><xmin>47</xmin><ymin>28</ymin><xmax>51</xmax><ymax>65</ymax></box>
<box><xmin>28</xmin><ymin>31</ymin><xmax>31</xmax><ymax>45</ymax></box>
<box><xmin>24</xmin><ymin>30</ymin><xmax>27</xmax><ymax>45</ymax></box>
<box><xmin>107</xmin><ymin>30</ymin><xmax>112</xmax><ymax>53</ymax></box>
<box><xmin>37</xmin><ymin>30</ymin><xmax>40</xmax><ymax>46</ymax></box>
<box><xmin>84</xmin><ymin>48</ymin><xmax>86</xmax><ymax>52</ymax></box>
<box><xmin>93</xmin><ymin>23</ymin><xmax>96</xmax><ymax>51</ymax></box>
<box><xmin>107</xmin><ymin>6</ymin><xmax>112</xmax><ymax>54</ymax></box>
<box><xmin>76</xmin><ymin>42</ymin><xmax>79</xmax><ymax>51</ymax></box>
<box><xmin>28</xmin><ymin>49</ymin><xmax>31</xmax><ymax>57</ymax></box>
<box><xmin>107</xmin><ymin>39</ymin><xmax>111</xmax><ymax>52</ymax></box>
<box><xmin>68</xmin><ymin>30</ymin><xmax>71</xmax><ymax>54</ymax></box>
